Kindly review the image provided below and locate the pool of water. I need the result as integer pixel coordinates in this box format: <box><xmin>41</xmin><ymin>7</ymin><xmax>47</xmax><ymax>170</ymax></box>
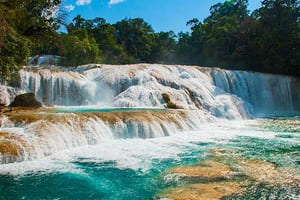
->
<box><xmin>55</xmin><ymin>107</ymin><xmax>167</xmax><ymax>113</ymax></box>
<box><xmin>0</xmin><ymin>117</ymin><xmax>299</xmax><ymax>199</ymax></box>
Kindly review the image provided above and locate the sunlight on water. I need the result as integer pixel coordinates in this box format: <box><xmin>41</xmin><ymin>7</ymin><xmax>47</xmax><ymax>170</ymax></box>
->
<box><xmin>0</xmin><ymin>65</ymin><xmax>299</xmax><ymax>199</ymax></box>
<box><xmin>0</xmin><ymin>117</ymin><xmax>299</xmax><ymax>199</ymax></box>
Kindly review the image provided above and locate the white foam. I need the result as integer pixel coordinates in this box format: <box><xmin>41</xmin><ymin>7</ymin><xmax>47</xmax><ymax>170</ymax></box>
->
<box><xmin>0</xmin><ymin>120</ymin><xmax>279</xmax><ymax>176</ymax></box>
<box><xmin>18</xmin><ymin>64</ymin><xmax>300</xmax><ymax>117</ymax></box>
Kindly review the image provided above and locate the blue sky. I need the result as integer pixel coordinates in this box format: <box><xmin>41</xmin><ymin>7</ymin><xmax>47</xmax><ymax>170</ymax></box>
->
<box><xmin>61</xmin><ymin>0</ymin><xmax>262</xmax><ymax>33</ymax></box>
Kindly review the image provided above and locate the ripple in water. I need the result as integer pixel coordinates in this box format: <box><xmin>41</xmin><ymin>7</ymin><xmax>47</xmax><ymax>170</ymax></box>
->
<box><xmin>0</xmin><ymin>118</ymin><xmax>299</xmax><ymax>199</ymax></box>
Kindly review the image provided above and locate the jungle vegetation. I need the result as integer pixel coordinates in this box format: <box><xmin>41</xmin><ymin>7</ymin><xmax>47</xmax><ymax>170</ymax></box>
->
<box><xmin>0</xmin><ymin>0</ymin><xmax>299</xmax><ymax>82</ymax></box>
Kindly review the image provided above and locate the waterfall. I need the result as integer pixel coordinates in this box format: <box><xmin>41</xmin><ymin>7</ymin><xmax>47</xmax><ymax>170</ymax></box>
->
<box><xmin>0</xmin><ymin>85</ymin><xmax>21</xmax><ymax>106</ymax></box>
<box><xmin>20</xmin><ymin>68</ymin><xmax>114</xmax><ymax>106</ymax></box>
<box><xmin>18</xmin><ymin>64</ymin><xmax>299</xmax><ymax>116</ymax></box>
<box><xmin>0</xmin><ymin>110</ymin><xmax>210</xmax><ymax>164</ymax></box>
<box><xmin>212</xmin><ymin>69</ymin><xmax>299</xmax><ymax>116</ymax></box>
<box><xmin>0</xmin><ymin>64</ymin><xmax>299</xmax><ymax>164</ymax></box>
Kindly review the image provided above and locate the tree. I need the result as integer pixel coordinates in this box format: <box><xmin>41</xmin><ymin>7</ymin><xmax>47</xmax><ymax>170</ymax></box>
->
<box><xmin>1</xmin><ymin>0</ymin><xmax>299</xmax><ymax>79</ymax></box>
<box><xmin>59</xmin><ymin>30</ymin><xmax>102</xmax><ymax>66</ymax></box>
<box><xmin>175</xmin><ymin>0</ymin><xmax>250</xmax><ymax>68</ymax></box>
<box><xmin>201</xmin><ymin>0</ymin><xmax>249</xmax><ymax>67</ymax></box>
<box><xmin>65</xmin><ymin>16</ymin><xmax>131</xmax><ymax>64</ymax></box>
<box><xmin>90</xmin><ymin>18</ymin><xmax>131</xmax><ymax>64</ymax></box>
<box><xmin>150</xmin><ymin>31</ymin><xmax>176</xmax><ymax>63</ymax></box>
<box><xmin>0</xmin><ymin>0</ymin><xmax>61</xmax><ymax>82</ymax></box>
<box><xmin>253</xmin><ymin>0</ymin><xmax>300</xmax><ymax>74</ymax></box>
<box><xmin>178</xmin><ymin>0</ymin><xmax>299</xmax><ymax>76</ymax></box>
<box><xmin>114</xmin><ymin>18</ymin><xmax>155</xmax><ymax>62</ymax></box>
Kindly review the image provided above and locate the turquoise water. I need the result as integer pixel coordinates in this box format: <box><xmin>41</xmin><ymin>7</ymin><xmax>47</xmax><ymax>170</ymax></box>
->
<box><xmin>0</xmin><ymin>118</ymin><xmax>299</xmax><ymax>199</ymax></box>
<box><xmin>0</xmin><ymin>142</ymin><xmax>207</xmax><ymax>200</ymax></box>
<box><xmin>55</xmin><ymin>107</ymin><xmax>166</xmax><ymax>113</ymax></box>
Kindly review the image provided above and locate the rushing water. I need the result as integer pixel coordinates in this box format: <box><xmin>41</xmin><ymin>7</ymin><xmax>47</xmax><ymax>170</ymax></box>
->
<box><xmin>0</xmin><ymin>117</ymin><xmax>299</xmax><ymax>200</ymax></box>
<box><xmin>17</xmin><ymin>64</ymin><xmax>300</xmax><ymax>117</ymax></box>
<box><xmin>0</xmin><ymin>64</ymin><xmax>300</xmax><ymax>199</ymax></box>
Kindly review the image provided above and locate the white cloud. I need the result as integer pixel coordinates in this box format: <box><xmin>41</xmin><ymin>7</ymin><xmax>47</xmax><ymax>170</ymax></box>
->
<box><xmin>109</xmin><ymin>0</ymin><xmax>125</xmax><ymax>5</ymax></box>
<box><xmin>64</xmin><ymin>5</ymin><xmax>75</xmax><ymax>11</ymax></box>
<box><xmin>76</xmin><ymin>0</ymin><xmax>92</xmax><ymax>6</ymax></box>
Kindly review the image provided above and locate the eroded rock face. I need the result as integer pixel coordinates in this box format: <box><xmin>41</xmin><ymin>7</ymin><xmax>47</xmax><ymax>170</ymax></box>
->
<box><xmin>9</xmin><ymin>93</ymin><xmax>42</xmax><ymax>108</ymax></box>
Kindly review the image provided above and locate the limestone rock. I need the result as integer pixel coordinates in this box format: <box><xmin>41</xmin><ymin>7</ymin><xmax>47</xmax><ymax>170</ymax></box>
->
<box><xmin>9</xmin><ymin>93</ymin><xmax>42</xmax><ymax>108</ymax></box>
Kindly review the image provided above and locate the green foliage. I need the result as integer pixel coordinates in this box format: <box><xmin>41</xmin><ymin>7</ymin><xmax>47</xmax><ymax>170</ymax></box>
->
<box><xmin>65</xmin><ymin>15</ymin><xmax>132</xmax><ymax>64</ymax></box>
<box><xmin>253</xmin><ymin>0</ymin><xmax>300</xmax><ymax>74</ymax></box>
<box><xmin>176</xmin><ymin>0</ymin><xmax>300</xmax><ymax>76</ymax></box>
<box><xmin>0</xmin><ymin>31</ymin><xmax>31</xmax><ymax>84</ymax></box>
<box><xmin>114</xmin><ymin>18</ymin><xmax>155</xmax><ymax>62</ymax></box>
<box><xmin>0</xmin><ymin>0</ymin><xmax>299</xmax><ymax>81</ymax></box>
<box><xmin>54</xmin><ymin>1</ymin><xmax>299</xmax><ymax>76</ymax></box>
<box><xmin>59</xmin><ymin>30</ymin><xmax>101</xmax><ymax>67</ymax></box>
<box><xmin>0</xmin><ymin>0</ymin><xmax>61</xmax><ymax>82</ymax></box>
<box><xmin>89</xmin><ymin>18</ymin><xmax>132</xmax><ymax>64</ymax></box>
<box><xmin>63</xmin><ymin>16</ymin><xmax>177</xmax><ymax>65</ymax></box>
<box><xmin>178</xmin><ymin>0</ymin><xmax>249</xmax><ymax>67</ymax></box>
<box><xmin>150</xmin><ymin>31</ymin><xmax>177</xmax><ymax>63</ymax></box>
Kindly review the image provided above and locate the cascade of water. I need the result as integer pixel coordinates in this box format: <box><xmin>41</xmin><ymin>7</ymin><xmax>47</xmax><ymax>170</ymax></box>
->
<box><xmin>212</xmin><ymin>69</ymin><xmax>298</xmax><ymax>115</ymax></box>
<box><xmin>20</xmin><ymin>69</ymin><xmax>114</xmax><ymax>106</ymax></box>
<box><xmin>0</xmin><ymin>110</ymin><xmax>210</xmax><ymax>164</ymax></box>
<box><xmin>19</xmin><ymin>64</ymin><xmax>299</xmax><ymax>117</ymax></box>
<box><xmin>0</xmin><ymin>85</ymin><xmax>21</xmax><ymax>106</ymax></box>
<box><xmin>1</xmin><ymin>64</ymin><xmax>299</xmax><ymax>164</ymax></box>
<box><xmin>19</xmin><ymin>65</ymin><xmax>259</xmax><ymax>119</ymax></box>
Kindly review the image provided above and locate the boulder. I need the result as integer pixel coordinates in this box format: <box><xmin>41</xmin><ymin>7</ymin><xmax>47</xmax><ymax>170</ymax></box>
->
<box><xmin>9</xmin><ymin>93</ymin><xmax>42</xmax><ymax>108</ymax></box>
<box><xmin>162</xmin><ymin>93</ymin><xmax>183</xmax><ymax>109</ymax></box>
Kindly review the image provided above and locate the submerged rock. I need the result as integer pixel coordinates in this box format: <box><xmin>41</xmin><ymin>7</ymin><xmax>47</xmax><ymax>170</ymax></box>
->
<box><xmin>160</xmin><ymin>160</ymin><xmax>242</xmax><ymax>199</ymax></box>
<box><xmin>160</xmin><ymin>181</ymin><xmax>244</xmax><ymax>200</ymax></box>
<box><xmin>9</xmin><ymin>93</ymin><xmax>42</xmax><ymax>108</ymax></box>
<box><xmin>159</xmin><ymin>148</ymin><xmax>300</xmax><ymax>199</ymax></box>
<box><xmin>168</xmin><ymin>160</ymin><xmax>232</xmax><ymax>181</ymax></box>
<box><xmin>211</xmin><ymin>148</ymin><xmax>300</xmax><ymax>185</ymax></box>
<box><xmin>237</xmin><ymin>158</ymin><xmax>300</xmax><ymax>185</ymax></box>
